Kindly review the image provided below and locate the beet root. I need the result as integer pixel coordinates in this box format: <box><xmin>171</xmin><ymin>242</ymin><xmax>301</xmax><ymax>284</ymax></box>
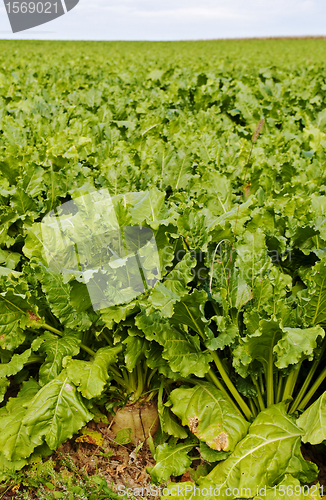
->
<box><xmin>111</xmin><ymin>401</ymin><xmax>159</xmax><ymax>445</ymax></box>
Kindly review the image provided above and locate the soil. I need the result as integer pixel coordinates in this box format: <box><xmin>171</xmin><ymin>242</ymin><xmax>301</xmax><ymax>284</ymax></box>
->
<box><xmin>1</xmin><ymin>424</ymin><xmax>326</xmax><ymax>499</ymax></box>
<box><xmin>1</xmin><ymin>420</ymin><xmax>159</xmax><ymax>499</ymax></box>
<box><xmin>54</xmin><ymin>420</ymin><xmax>157</xmax><ymax>492</ymax></box>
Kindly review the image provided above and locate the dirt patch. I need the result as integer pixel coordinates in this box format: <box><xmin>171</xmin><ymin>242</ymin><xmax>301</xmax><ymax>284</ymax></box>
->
<box><xmin>211</xmin><ymin>432</ymin><xmax>229</xmax><ymax>452</ymax></box>
<box><xmin>2</xmin><ymin>420</ymin><xmax>157</xmax><ymax>499</ymax></box>
<box><xmin>2</xmin><ymin>425</ymin><xmax>326</xmax><ymax>498</ymax></box>
<box><xmin>188</xmin><ymin>416</ymin><xmax>199</xmax><ymax>434</ymax></box>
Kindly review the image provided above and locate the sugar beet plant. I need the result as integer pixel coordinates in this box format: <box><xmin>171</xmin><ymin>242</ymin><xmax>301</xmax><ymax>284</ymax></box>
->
<box><xmin>2</xmin><ymin>182</ymin><xmax>326</xmax><ymax>498</ymax></box>
<box><xmin>2</xmin><ymin>39</ymin><xmax>326</xmax><ymax>499</ymax></box>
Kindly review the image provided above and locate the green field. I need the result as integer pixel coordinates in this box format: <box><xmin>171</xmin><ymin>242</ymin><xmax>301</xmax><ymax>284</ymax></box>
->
<box><xmin>1</xmin><ymin>39</ymin><xmax>326</xmax><ymax>499</ymax></box>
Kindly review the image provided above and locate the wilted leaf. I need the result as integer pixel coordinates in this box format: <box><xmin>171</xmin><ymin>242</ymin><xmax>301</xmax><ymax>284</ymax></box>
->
<box><xmin>76</xmin><ymin>428</ymin><xmax>103</xmax><ymax>446</ymax></box>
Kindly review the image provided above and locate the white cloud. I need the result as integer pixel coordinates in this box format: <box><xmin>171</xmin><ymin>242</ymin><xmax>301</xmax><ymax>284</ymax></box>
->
<box><xmin>137</xmin><ymin>7</ymin><xmax>248</xmax><ymax>21</ymax></box>
<box><xmin>0</xmin><ymin>0</ymin><xmax>324</xmax><ymax>40</ymax></box>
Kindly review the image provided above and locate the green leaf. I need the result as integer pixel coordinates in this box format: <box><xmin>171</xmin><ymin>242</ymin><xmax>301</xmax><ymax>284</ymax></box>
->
<box><xmin>136</xmin><ymin>311</ymin><xmax>211</xmax><ymax>378</ymax></box>
<box><xmin>154</xmin><ymin>225</ymin><xmax>175</xmax><ymax>275</ymax></box>
<box><xmin>11</xmin><ymin>190</ymin><xmax>37</xmax><ymax>216</ymax></box>
<box><xmin>115</xmin><ymin>428</ymin><xmax>132</xmax><ymax>445</ymax></box>
<box><xmin>145</xmin><ymin>342</ymin><xmax>180</xmax><ymax>380</ymax></box>
<box><xmin>0</xmin><ymin>348</ymin><xmax>31</xmax><ymax>378</ymax></box>
<box><xmin>253</xmin><ymin>475</ymin><xmax>322</xmax><ymax>500</ymax></box>
<box><xmin>299</xmin><ymin>258</ymin><xmax>326</xmax><ymax>326</ymax></box>
<box><xmin>0</xmin><ymin>266</ymin><xmax>21</xmax><ymax>278</ymax></box>
<box><xmin>22</xmin><ymin>223</ymin><xmax>50</xmax><ymax>265</ymax></box>
<box><xmin>100</xmin><ymin>301</ymin><xmax>138</xmax><ymax>329</ymax></box>
<box><xmin>274</xmin><ymin>326</ymin><xmax>325</xmax><ymax>369</ymax></box>
<box><xmin>158</xmin><ymin>384</ymin><xmax>187</xmax><ymax>439</ymax></box>
<box><xmin>148</xmin><ymin>440</ymin><xmax>194</xmax><ymax>484</ymax></box>
<box><xmin>166</xmin><ymin>150</ymin><xmax>193</xmax><ymax>191</ymax></box>
<box><xmin>233</xmin><ymin>318</ymin><xmax>282</xmax><ymax>378</ymax></box>
<box><xmin>22</xmin><ymin>371</ymin><xmax>93</xmax><ymax>450</ymax></box>
<box><xmin>69</xmin><ymin>281</ymin><xmax>92</xmax><ymax>312</ymax></box>
<box><xmin>146</xmin><ymin>254</ymin><xmax>195</xmax><ymax>318</ymax></box>
<box><xmin>208</xmin><ymin>198</ymin><xmax>254</xmax><ymax>235</ymax></box>
<box><xmin>0</xmin><ymin>379</ymin><xmax>41</xmax><ymax>461</ymax></box>
<box><xmin>38</xmin><ymin>335</ymin><xmax>80</xmax><ymax>385</ymax></box>
<box><xmin>130</xmin><ymin>188</ymin><xmax>175</xmax><ymax>229</ymax></box>
<box><xmin>0</xmin><ymin>290</ymin><xmax>29</xmax><ymax>350</ymax></box>
<box><xmin>199</xmin><ymin>441</ymin><xmax>230</xmax><ymax>463</ymax></box>
<box><xmin>297</xmin><ymin>391</ymin><xmax>326</xmax><ymax>445</ymax></box>
<box><xmin>147</xmin><ymin>68</ymin><xmax>164</xmax><ymax>81</ymax></box>
<box><xmin>0</xmin><ymin>377</ymin><xmax>10</xmax><ymax>403</ymax></box>
<box><xmin>124</xmin><ymin>336</ymin><xmax>147</xmax><ymax>372</ymax></box>
<box><xmin>235</xmin><ymin>228</ymin><xmax>271</xmax><ymax>290</ymax></box>
<box><xmin>197</xmin><ymin>403</ymin><xmax>317</xmax><ymax>497</ymax></box>
<box><xmin>159</xmin><ymin>406</ymin><xmax>188</xmax><ymax>440</ymax></box>
<box><xmin>177</xmin><ymin>208</ymin><xmax>208</xmax><ymax>250</ymax></box>
<box><xmin>38</xmin><ymin>266</ymin><xmax>92</xmax><ymax>330</ymax></box>
<box><xmin>64</xmin><ymin>346</ymin><xmax>121</xmax><ymax>399</ymax></box>
<box><xmin>228</xmin><ymin>276</ymin><xmax>252</xmax><ymax>310</ymax></box>
<box><xmin>207</xmin><ymin>316</ymin><xmax>238</xmax><ymax>350</ymax></box>
<box><xmin>190</xmin><ymin>169</ymin><xmax>232</xmax><ymax>215</ymax></box>
<box><xmin>170</xmin><ymin>289</ymin><xmax>210</xmax><ymax>338</ymax></box>
<box><xmin>170</xmin><ymin>382</ymin><xmax>249</xmax><ymax>452</ymax></box>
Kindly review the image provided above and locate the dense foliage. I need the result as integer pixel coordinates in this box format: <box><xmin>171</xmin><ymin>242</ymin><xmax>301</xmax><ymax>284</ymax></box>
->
<box><xmin>2</xmin><ymin>39</ymin><xmax>326</xmax><ymax>498</ymax></box>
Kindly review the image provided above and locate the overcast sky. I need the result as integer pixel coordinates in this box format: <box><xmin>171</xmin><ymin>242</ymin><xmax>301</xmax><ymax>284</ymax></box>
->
<box><xmin>0</xmin><ymin>0</ymin><xmax>325</xmax><ymax>40</ymax></box>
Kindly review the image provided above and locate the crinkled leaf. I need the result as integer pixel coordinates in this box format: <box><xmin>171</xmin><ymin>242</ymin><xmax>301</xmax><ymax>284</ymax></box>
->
<box><xmin>177</xmin><ymin>208</ymin><xmax>208</xmax><ymax>250</ymax></box>
<box><xmin>235</xmin><ymin>228</ymin><xmax>271</xmax><ymax>290</ymax></box>
<box><xmin>158</xmin><ymin>383</ymin><xmax>187</xmax><ymax>439</ymax></box>
<box><xmin>130</xmin><ymin>188</ymin><xmax>175</xmax><ymax>229</ymax></box>
<box><xmin>146</xmin><ymin>254</ymin><xmax>195</xmax><ymax>318</ymax></box>
<box><xmin>228</xmin><ymin>276</ymin><xmax>252</xmax><ymax>310</ymax></box>
<box><xmin>38</xmin><ymin>266</ymin><xmax>92</xmax><ymax>330</ymax></box>
<box><xmin>136</xmin><ymin>311</ymin><xmax>211</xmax><ymax>377</ymax></box>
<box><xmin>69</xmin><ymin>281</ymin><xmax>92</xmax><ymax>312</ymax></box>
<box><xmin>170</xmin><ymin>382</ymin><xmax>249</xmax><ymax>452</ymax></box>
<box><xmin>233</xmin><ymin>319</ymin><xmax>282</xmax><ymax>378</ymax></box>
<box><xmin>207</xmin><ymin>315</ymin><xmax>238</xmax><ymax>350</ymax></box>
<box><xmin>22</xmin><ymin>223</ymin><xmax>49</xmax><ymax>265</ymax></box>
<box><xmin>38</xmin><ymin>335</ymin><xmax>81</xmax><ymax>385</ymax></box>
<box><xmin>274</xmin><ymin>326</ymin><xmax>324</xmax><ymax>369</ymax></box>
<box><xmin>159</xmin><ymin>406</ymin><xmax>188</xmax><ymax>440</ymax></box>
<box><xmin>100</xmin><ymin>301</ymin><xmax>138</xmax><ymax>329</ymax></box>
<box><xmin>145</xmin><ymin>342</ymin><xmax>180</xmax><ymax>380</ymax></box>
<box><xmin>64</xmin><ymin>346</ymin><xmax>121</xmax><ymax>399</ymax></box>
<box><xmin>208</xmin><ymin>198</ymin><xmax>254</xmax><ymax>235</ymax></box>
